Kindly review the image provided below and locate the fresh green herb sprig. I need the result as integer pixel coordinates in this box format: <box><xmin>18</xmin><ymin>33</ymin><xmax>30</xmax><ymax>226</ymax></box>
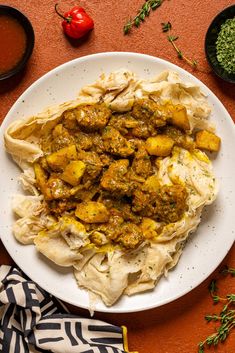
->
<box><xmin>161</xmin><ymin>21</ymin><xmax>171</xmax><ymax>32</ymax></box>
<box><xmin>221</xmin><ymin>265</ymin><xmax>235</xmax><ymax>277</ymax></box>
<box><xmin>198</xmin><ymin>267</ymin><xmax>235</xmax><ymax>353</ymax></box>
<box><xmin>161</xmin><ymin>22</ymin><xmax>198</xmax><ymax>69</ymax></box>
<box><xmin>124</xmin><ymin>0</ymin><xmax>164</xmax><ymax>34</ymax></box>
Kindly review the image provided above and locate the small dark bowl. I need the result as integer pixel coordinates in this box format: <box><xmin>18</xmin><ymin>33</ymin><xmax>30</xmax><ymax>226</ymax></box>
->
<box><xmin>205</xmin><ymin>5</ymin><xmax>235</xmax><ymax>83</ymax></box>
<box><xmin>0</xmin><ymin>5</ymin><xmax>35</xmax><ymax>81</ymax></box>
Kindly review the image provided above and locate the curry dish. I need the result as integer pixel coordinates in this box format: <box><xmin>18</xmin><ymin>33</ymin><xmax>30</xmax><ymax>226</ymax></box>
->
<box><xmin>36</xmin><ymin>99</ymin><xmax>194</xmax><ymax>250</ymax></box>
<box><xmin>4</xmin><ymin>69</ymin><xmax>220</xmax><ymax>306</ymax></box>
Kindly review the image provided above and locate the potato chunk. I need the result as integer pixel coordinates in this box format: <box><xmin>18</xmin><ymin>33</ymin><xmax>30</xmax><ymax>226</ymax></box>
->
<box><xmin>34</xmin><ymin>163</ymin><xmax>51</xmax><ymax>199</ymax></box>
<box><xmin>146</xmin><ymin>135</ymin><xmax>174</xmax><ymax>156</ymax></box>
<box><xmin>140</xmin><ymin>218</ymin><xmax>162</xmax><ymax>239</ymax></box>
<box><xmin>60</xmin><ymin>161</ymin><xmax>86</xmax><ymax>186</ymax></box>
<box><xmin>46</xmin><ymin>145</ymin><xmax>77</xmax><ymax>171</ymax></box>
<box><xmin>169</xmin><ymin>105</ymin><xmax>190</xmax><ymax>131</ymax></box>
<box><xmin>195</xmin><ymin>130</ymin><xmax>221</xmax><ymax>152</ymax></box>
<box><xmin>75</xmin><ymin>201</ymin><xmax>110</xmax><ymax>223</ymax></box>
<box><xmin>143</xmin><ymin>175</ymin><xmax>160</xmax><ymax>192</ymax></box>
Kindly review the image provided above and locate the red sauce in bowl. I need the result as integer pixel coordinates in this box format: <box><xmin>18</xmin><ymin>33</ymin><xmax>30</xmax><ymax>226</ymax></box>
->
<box><xmin>0</xmin><ymin>14</ymin><xmax>27</xmax><ymax>74</ymax></box>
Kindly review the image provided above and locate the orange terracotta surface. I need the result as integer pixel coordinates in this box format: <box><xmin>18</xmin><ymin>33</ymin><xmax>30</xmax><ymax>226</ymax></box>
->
<box><xmin>0</xmin><ymin>1</ymin><xmax>235</xmax><ymax>352</ymax></box>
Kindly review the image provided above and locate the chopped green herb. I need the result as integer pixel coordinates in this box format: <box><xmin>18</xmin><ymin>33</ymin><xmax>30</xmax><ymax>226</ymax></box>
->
<box><xmin>216</xmin><ymin>17</ymin><xmax>235</xmax><ymax>74</ymax></box>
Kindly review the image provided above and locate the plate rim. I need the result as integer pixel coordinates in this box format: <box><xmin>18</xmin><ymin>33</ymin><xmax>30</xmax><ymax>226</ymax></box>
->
<box><xmin>1</xmin><ymin>51</ymin><xmax>235</xmax><ymax>313</ymax></box>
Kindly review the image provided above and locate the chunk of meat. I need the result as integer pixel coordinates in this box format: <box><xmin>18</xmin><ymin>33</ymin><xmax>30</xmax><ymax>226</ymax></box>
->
<box><xmin>47</xmin><ymin>199</ymin><xmax>77</xmax><ymax>215</ymax></box>
<box><xmin>108</xmin><ymin>113</ymin><xmax>139</xmax><ymax>135</ymax></box>
<box><xmin>132</xmin><ymin>100</ymin><xmax>190</xmax><ymax>132</ymax></box>
<box><xmin>132</xmin><ymin>184</ymin><xmax>188</xmax><ymax>223</ymax></box>
<box><xmin>162</xmin><ymin>125</ymin><xmax>195</xmax><ymax>150</ymax></box>
<box><xmin>74</xmin><ymin>103</ymin><xmax>111</xmax><ymax>130</ymax></box>
<box><xmin>100</xmin><ymin>159</ymin><xmax>131</xmax><ymax>196</ymax></box>
<box><xmin>154</xmin><ymin>185</ymin><xmax>188</xmax><ymax>223</ymax></box>
<box><xmin>51</xmin><ymin>124</ymin><xmax>75</xmax><ymax>152</ymax></box>
<box><xmin>131</xmin><ymin>142</ymin><xmax>153</xmax><ymax>178</ymax></box>
<box><xmin>88</xmin><ymin>214</ymin><xmax>124</xmax><ymax>240</ymax></box>
<box><xmin>132</xmin><ymin>189</ymin><xmax>154</xmax><ymax>215</ymax></box>
<box><xmin>75</xmin><ymin>132</ymin><xmax>93</xmax><ymax>150</ymax></box>
<box><xmin>100</xmin><ymin>198</ymin><xmax>141</xmax><ymax>223</ymax></box>
<box><xmin>99</xmin><ymin>153</ymin><xmax>114</xmax><ymax>167</ymax></box>
<box><xmin>91</xmin><ymin>133</ymin><xmax>105</xmax><ymax>153</ymax></box>
<box><xmin>131</xmin><ymin>120</ymin><xmax>156</xmax><ymax>139</ymax></box>
<box><xmin>132</xmin><ymin>99</ymin><xmax>160</xmax><ymax>120</ymax></box>
<box><xmin>74</xmin><ymin>184</ymin><xmax>100</xmax><ymax>202</ymax></box>
<box><xmin>109</xmin><ymin>223</ymin><xmax>144</xmax><ymax>250</ymax></box>
<box><xmin>40</xmin><ymin>124</ymin><xmax>75</xmax><ymax>154</ymax></box>
<box><xmin>132</xmin><ymin>99</ymin><xmax>167</xmax><ymax>127</ymax></box>
<box><xmin>102</xmin><ymin>126</ymin><xmax>135</xmax><ymax>157</ymax></box>
<box><xmin>62</xmin><ymin>110</ymin><xmax>79</xmax><ymax>130</ymax></box>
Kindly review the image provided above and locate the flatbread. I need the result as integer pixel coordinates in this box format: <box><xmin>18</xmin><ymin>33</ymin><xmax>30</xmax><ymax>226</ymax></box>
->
<box><xmin>4</xmin><ymin>69</ymin><xmax>218</xmax><ymax>306</ymax></box>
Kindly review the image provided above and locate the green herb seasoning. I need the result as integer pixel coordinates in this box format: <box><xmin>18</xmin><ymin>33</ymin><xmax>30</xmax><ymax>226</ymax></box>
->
<box><xmin>216</xmin><ymin>17</ymin><xmax>235</xmax><ymax>74</ymax></box>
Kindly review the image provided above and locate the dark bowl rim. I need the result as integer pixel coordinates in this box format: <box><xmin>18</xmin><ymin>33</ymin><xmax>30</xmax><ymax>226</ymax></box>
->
<box><xmin>0</xmin><ymin>5</ymin><xmax>35</xmax><ymax>81</ymax></box>
<box><xmin>205</xmin><ymin>4</ymin><xmax>235</xmax><ymax>84</ymax></box>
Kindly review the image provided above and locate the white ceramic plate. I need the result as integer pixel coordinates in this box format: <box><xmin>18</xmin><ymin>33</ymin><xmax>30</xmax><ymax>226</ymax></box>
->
<box><xmin>0</xmin><ymin>52</ymin><xmax>235</xmax><ymax>313</ymax></box>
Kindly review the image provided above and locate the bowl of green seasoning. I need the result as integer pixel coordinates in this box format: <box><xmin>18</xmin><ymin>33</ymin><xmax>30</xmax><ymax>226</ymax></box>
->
<box><xmin>205</xmin><ymin>5</ymin><xmax>235</xmax><ymax>83</ymax></box>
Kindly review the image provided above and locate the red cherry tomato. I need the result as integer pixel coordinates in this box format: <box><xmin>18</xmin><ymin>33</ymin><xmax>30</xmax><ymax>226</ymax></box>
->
<box><xmin>55</xmin><ymin>4</ymin><xmax>94</xmax><ymax>39</ymax></box>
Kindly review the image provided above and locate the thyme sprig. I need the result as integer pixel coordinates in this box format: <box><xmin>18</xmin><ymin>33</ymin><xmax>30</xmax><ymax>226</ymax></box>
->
<box><xmin>221</xmin><ymin>265</ymin><xmax>235</xmax><ymax>277</ymax></box>
<box><xmin>161</xmin><ymin>22</ymin><xmax>198</xmax><ymax>68</ymax></box>
<box><xmin>123</xmin><ymin>0</ymin><xmax>164</xmax><ymax>34</ymax></box>
<box><xmin>198</xmin><ymin>267</ymin><xmax>235</xmax><ymax>353</ymax></box>
<box><xmin>161</xmin><ymin>21</ymin><xmax>171</xmax><ymax>32</ymax></box>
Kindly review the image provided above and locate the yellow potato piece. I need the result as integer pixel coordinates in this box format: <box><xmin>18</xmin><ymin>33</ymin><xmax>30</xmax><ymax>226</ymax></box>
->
<box><xmin>195</xmin><ymin>130</ymin><xmax>221</xmax><ymax>152</ymax></box>
<box><xmin>170</xmin><ymin>105</ymin><xmax>190</xmax><ymax>131</ymax></box>
<box><xmin>144</xmin><ymin>175</ymin><xmax>160</xmax><ymax>192</ymax></box>
<box><xmin>34</xmin><ymin>163</ymin><xmax>51</xmax><ymax>199</ymax></box>
<box><xmin>46</xmin><ymin>145</ymin><xmax>77</xmax><ymax>171</ymax></box>
<box><xmin>146</xmin><ymin>135</ymin><xmax>174</xmax><ymax>157</ymax></box>
<box><xmin>60</xmin><ymin>161</ymin><xmax>86</xmax><ymax>186</ymax></box>
<box><xmin>140</xmin><ymin>218</ymin><xmax>161</xmax><ymax>239</ymax></box>
<box><xmin>75</xmin><ymin>201</ymin><xmax>110</xmax><ymax>223</ymax></box>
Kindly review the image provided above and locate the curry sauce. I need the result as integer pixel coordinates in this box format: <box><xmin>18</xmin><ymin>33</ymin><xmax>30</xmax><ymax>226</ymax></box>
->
<box><xmin>34</xmin><ymin>99</ymin><xmax>219</xmax><ymax>250</ymax></box>
<box><xmin>0</xmin><ymin>14</ymin><xmax>26</xmax><ymax>74</ymax></box>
